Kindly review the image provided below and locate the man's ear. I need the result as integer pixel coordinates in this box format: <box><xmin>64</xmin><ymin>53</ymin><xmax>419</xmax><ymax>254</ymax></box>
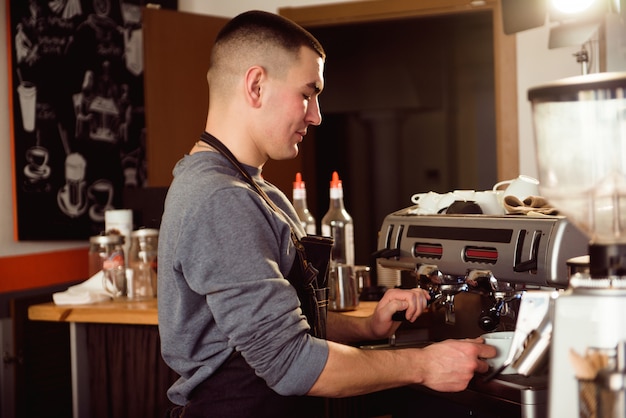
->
<box><xmin>244</xmin><ymin>66</ymin><xmax>264</xmax><ymax>108</ymax></box>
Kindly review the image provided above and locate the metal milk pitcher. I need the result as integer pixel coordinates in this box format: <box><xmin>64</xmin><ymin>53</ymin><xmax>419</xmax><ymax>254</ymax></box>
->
<box><xmin>328</xmin><ymin>264</ymin><xmax>359</xmax><ymax>311</ymax></box>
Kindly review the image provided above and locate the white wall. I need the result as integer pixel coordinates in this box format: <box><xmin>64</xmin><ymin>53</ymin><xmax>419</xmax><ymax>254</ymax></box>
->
<box><xmin>0</xmin><ymin>1</ymin><xmax>590</xmax><ymax>257</ymax></box>
<box><xmin>516</xmin><ymin>27</ymin><xmax>594</xmax><ymax>177</ymax></box>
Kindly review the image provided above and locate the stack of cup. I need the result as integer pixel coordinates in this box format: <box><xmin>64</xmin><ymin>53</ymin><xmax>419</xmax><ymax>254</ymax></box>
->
<box><xmin>376</xmin><ymin>260</ymin><xmax>400</xmax><ymax>290</ymax></box>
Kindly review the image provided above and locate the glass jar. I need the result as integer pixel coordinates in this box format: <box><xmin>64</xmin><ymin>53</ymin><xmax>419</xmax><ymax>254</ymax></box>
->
<box><xmin>128</xmin><ymin>228</ymin><xmax>159</xmax><ymax>299</ymax></box>
<box><xmin>89</xmin><ymin>233</ymin><xmax>127</xmax><ymax>298</ymax></box>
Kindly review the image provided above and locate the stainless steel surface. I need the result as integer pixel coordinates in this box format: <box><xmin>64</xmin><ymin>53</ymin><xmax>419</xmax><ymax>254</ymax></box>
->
<box><xmin>549</xmin><ymin>290</ymin><xmax>626</xmax><ymax>418</ymax></box>
<box><xmin>328</xmin><ymin>264</ymin><xmax>359</xmax><ymax>311</ymax></box>
<box><xmin>513</xmin><ymin>306</ymin><xmax>553</xmax><ymax>376</ymax></box>
<box><xmin>376</xmin><ymin>212</ymin><xmax>587</xmax><ymax>287</ymax></box>
<box><xmin>567</xmin><ymin>255</ymin><xmax>590</xmax><ymax>278</ymax></box>
<box><xmin>373</xmin><ymin>211</ymin><xmax>589</xmax><ymax>417</ymax></box>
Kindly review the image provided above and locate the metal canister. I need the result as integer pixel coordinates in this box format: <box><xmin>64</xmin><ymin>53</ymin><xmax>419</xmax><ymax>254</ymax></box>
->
<box><xmin>128</xmin><ymin>228</ymin><xmax>159</xmax><ymax>299</ymax></box>
<box><xmin>89</xmin><ymin>233</ymin><xmax>127</xmax><ymax>298</ymax></box>
<box><xmin>328</xmin><ymin>264</ymin><xmax>359</xmax><ymax>311</ymax></box>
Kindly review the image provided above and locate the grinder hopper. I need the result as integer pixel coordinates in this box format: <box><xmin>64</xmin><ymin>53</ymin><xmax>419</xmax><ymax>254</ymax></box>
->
<box><xmin>529</xmin><ymin>72</ymin><xmax>626</xmax><ymax>274</ymax></box>
<box><xmin>529</xmin><ymin>72</ymin><xmax>626</xmax><ymax>418</ymax></box>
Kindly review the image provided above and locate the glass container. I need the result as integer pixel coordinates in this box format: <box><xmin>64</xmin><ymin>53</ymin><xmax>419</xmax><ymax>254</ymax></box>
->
<box><xmin>128</xmin><ymin>228</ymin><xmax>159</xmax><ymax>299</ymax></box>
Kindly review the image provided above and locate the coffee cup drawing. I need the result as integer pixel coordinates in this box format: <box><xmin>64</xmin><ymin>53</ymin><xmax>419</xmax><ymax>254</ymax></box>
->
<box><xmin>493</xmin><ymin>175</ymin><xmax>540</xmax><ymax>212</ymax></box>
<box><xmin>57</xmin><ymin>153</ymin><xmax>89</xmax><ymax>218</ymax></box>
<box><xmin>26</xmin><ymin>145</ymin><xmax>48</xmax><ymax>167</ymax></box>
<box><xmin>17</xmin><ymin>81</ymin><xmax>37</xmax><ymax>132</ymax></box>
<box><xmin>65</xmin><ymin>152</ymin><xmax>87</xmax><ymax>182</ymax></box>
<box><xmin>24</xmin><ymin>145</ymin><xmax>50</xmax><ymax>180</ymax></box>
<box><xmin>88</xmin><ymin>179</ymin><xmax>114</xmax><ymax>222</ymax></box>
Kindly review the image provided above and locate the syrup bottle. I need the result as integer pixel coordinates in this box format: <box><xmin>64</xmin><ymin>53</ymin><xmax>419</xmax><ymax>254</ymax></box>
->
<box><xmin>292</xmin><ymin>172</ymin><xmax>316</xmax><ymax>235</ymax></box>
<box><xmin>321</xmin><ymin>171</ymin><xmax>355</xmax><ymax>266</ymax></box>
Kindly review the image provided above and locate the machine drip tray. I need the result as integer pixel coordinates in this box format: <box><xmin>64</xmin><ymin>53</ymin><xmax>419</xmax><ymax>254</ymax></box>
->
<box><xmin>409</xmin><ymin>373</ymin><xmax>548</xmax><ymax>418</ymax></box>
<box><xmin>473</xmin><ymin>373</ymin><xmax>548</xmax><ymax>405</ymax></box>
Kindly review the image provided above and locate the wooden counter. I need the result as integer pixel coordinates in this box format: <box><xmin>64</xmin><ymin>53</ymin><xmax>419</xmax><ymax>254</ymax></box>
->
<box><xmin>26</xmin><ymin>298</ymin><xmax>379</xmax><ymax>418</ymax></box>
<box><xmin>335</xmin><ymin>301</ymin><xmax>376</xmax><ymax>317</ymax></box>
<box><xmin>28</xmin><ymin>299</ymin><xmax>376</xmax><ymax>325</ymax></box>
<box><xmin>28</xmin><ymin>298</ymin><xmax>158</xmax><ymax>325</ymax></box>
<box><xmin>28</xmin><ymin>298</ymin><xmax>163</xmax><ymax>418</ymax></box>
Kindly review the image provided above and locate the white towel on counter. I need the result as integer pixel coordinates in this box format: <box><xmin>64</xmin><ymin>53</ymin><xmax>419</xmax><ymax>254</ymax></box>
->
<box><xmin>53</xmin><ymin>271</ymin><xmax>112</xmax><ymax>305</ymax></box>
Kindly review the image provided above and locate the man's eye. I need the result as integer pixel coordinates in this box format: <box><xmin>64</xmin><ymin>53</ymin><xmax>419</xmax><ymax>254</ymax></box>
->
<box><xmin>303</xmin><ymin>94</ymin><xmax>312</xmax><ymax>101</ymax></box>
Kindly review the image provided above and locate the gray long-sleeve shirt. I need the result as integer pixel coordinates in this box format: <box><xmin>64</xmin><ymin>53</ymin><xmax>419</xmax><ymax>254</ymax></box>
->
<box><xmin>158</xmin><ymin>151</ymin><xmax>329</xmax><ymax>405</ymax></box>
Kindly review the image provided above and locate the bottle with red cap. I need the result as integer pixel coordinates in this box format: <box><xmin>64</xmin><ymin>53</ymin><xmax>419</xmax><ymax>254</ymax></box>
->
<box><xmin>321</xmin><ymin>171</ymin><xmax>355</xmax><ymax>266</ymax></box>
<box><xmin>292</xmin><ymin>172</ymin><xmax>316</xmax><ymax>235</ymax></box>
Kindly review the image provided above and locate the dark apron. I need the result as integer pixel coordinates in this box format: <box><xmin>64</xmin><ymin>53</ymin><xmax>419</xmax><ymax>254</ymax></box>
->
<box><xmin>167</xmin><ymin>236</ymin><xmax>332</xmax><ymax>418</ymax></box>
<box><xmin>167</xmin><ymin>133</ymin><xmax>333</xmax><ymax>418</ymax></box>
<box><xmin>167</xmin><ymin>352</ymin><xmax>325</xmax><ymax>418</ymax></box>
<box><xmin>168</xmin><ymin>245</ymin><xmax>330</xmax><ymax>417</ymax></box>
<box><xmin>288</xmin><ymin>234</ymin><xmax>333</xmax><ymax>340</ymax></box>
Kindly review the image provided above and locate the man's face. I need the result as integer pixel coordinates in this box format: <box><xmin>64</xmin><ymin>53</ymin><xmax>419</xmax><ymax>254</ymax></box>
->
<box><xmin>255</xmin><ymin>47</ymin><xmax>324</xmax><ymax>162</ymax></box>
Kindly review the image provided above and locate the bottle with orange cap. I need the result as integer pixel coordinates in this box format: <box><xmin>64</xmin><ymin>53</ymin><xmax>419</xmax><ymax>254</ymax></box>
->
<box><xmin>321</xmin><ymin>171</ymin><xmax>355</xmax><ymax>266</ymax></box>
<box><xmin>292</xmin><ymin>172</ymin><xmax>316</xmax><ymax>235</ymax></box>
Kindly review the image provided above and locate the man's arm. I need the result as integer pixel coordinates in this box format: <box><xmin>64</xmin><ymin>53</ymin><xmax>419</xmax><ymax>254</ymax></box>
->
<box><xmin>307</xmin><ymin>337</ymin><xmax>495</xmax><ymax>397</ymax></box>
<box><xmin>312</xmin><ymin>287</ymin><xmax>496</xmax><ymax>397</ymax></box>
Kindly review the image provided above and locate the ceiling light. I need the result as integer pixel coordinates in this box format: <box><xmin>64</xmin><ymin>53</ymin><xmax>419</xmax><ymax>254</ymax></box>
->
<box><xmin>551</xmin><ymin>0</ymin><xmax>596</xmax><ymax>15</ymax></box>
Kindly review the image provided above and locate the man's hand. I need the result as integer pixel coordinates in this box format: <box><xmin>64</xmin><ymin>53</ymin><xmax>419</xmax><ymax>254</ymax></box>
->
<box><xmin>367</xmin><ymin>288</ymin><xmax>430</xmax><ymax>339</ymax></box>
<box><xmin>416</xmin><ymin>338</ymin><xmax>496</xmax><ymax>392</ymax></box>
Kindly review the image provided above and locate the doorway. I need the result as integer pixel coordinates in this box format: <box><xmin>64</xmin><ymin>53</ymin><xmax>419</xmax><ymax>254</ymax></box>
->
<box><xmin>304</xmin><ymin>12</ymin><xmax>498</xmax><ymax>265</ymax></box>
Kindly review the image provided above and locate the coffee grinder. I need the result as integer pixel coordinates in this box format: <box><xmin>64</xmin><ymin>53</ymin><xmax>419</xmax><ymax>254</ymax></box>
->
<box><xmin>529</xmin><ymin>72</ymin><xmax>626</xmax><ymax>417</ymax></box>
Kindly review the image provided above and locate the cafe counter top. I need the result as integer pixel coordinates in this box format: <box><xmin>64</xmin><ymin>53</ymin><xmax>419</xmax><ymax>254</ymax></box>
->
<box><xmin>28</xmin><ymin>299</ymin><xmax>376</xmax><ymax>325</ymax></box>
<box><xmin>28</xmin><ymin>298</ymin><xmax>159</xmax><ymax>325</ymax></box>
<box><xmin>27</xmin><ymin>299</ymin><xmax>381</xmax><ymax>418</ymax></box>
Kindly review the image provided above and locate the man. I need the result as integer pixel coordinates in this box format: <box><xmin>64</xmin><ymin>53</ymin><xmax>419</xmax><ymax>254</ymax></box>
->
<box><xmin>158</xmin><ymin>10</ymin><xmax>495</xmax><ymax>418</ymax></box>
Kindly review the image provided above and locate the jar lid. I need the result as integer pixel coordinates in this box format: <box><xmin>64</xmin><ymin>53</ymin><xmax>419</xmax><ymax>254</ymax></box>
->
<box><xmin>90</xmin><ymin>233</ymin><xmax>125</xmax><ymax>245</ymax></box>
<box><xmin>131</xmin><ymin>228</ymin><xmax>159</xmax><ymax>238</ymax></box>
<box><xmin>528</xmin><ymin>72</ymin><xmax>626</xmax><ymax>103</ymax></box>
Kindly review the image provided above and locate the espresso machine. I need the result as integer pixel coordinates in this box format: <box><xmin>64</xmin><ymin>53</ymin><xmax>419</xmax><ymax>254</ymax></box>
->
<box><xmin>376</xmin><ymin>211</ymin><xmax>587</xmax><ymax>330</ymax></box>
<box><xmin>528</xmin><ymin>72</ymin><xmax>626</xmax><ymax>418</ymax></box>
<box><xmin>374</xmin><ymin>207</ymin><xmax>588</xmax><ymax>416</ymax></box>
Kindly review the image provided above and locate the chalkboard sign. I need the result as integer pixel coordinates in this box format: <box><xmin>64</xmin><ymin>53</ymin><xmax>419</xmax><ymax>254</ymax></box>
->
<box><xmin>8</xmin><ymin>0</ymin><xmax>176</xmax><ymax>240</ymax></box>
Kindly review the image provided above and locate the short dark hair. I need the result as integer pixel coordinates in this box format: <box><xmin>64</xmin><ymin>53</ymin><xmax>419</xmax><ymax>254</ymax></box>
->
<box><xmin>214</xmin><ymin>10</ymin><xmax>325</xmax><ymax>62</ymax></box>
<box><xmin>207</xmin><ymin>11</ymin><xmax>325</xmax><ymax>101</ymax></box>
